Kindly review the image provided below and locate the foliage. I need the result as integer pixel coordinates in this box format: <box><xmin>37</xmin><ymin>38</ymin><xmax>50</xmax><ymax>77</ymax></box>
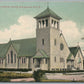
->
<box><xmin>33</xmin><ymin>70</ymin><xmax>45</xmax><ymax>82</ymax></box>
<box><xmin>0</xmin><ymin>68</ymin><xmax>32</xmax><ymax>72</ymax></box>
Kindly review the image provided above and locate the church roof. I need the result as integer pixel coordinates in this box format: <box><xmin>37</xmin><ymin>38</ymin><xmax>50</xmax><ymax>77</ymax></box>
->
<box><xmin>34</xmin><ymin>7</ymin><xmax>62</xmax><ymax>20</ymax></box>
<box><xmin>67</xmin><ymin>46</ymin><xmax>82</xmax><ymax>60</ymax></box>
<box><xmin>69</xmin><ymin>46</ymin><xmax>80</xmax><ymax>58</ymax></box>
<box><xmin>33</xmin><ymin>49</ymin><xmax>49</xmax><ymax>59</ymax></box>
<box><xmin>0</xmin><ymin>38</ymin><xmax>36</xmax><ymax>58</ymax></box>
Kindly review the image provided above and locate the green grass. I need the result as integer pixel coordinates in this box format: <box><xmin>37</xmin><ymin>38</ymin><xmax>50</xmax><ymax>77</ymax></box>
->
<box><xmin>0</xmin><ymin>78</ymin><xmax>10</xmax><ymax>82</ymax></box>
<box><xmin>41</xmin><ymin>79</ymin><xmax>72</xmax><ymax>82</ymax></box>
<box><xmin>0</xmin><ymin>72</ymin><xmax>33</xmax><ymax>79</ymax></box>
<box><xmin>41</xmin><ymin>79</ymin><xmax>84</xmax><ymax>82</ymax></box>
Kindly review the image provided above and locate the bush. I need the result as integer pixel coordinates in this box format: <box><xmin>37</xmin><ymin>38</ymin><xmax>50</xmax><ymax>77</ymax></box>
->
<box><xmin>0</xmin><ymin>68</ymin><xmax>32</xmax><ymax>72</ymax></box>
<box><xmin>33</xmin><ymin>70</ymin><xmax>45</xmax><ymax>82</ymax></box>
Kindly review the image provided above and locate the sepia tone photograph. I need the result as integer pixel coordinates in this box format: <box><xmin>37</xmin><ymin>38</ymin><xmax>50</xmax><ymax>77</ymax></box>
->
<box><xmin>0</xmin><ymin>0</ymin><xmax>84</xmax><ymax>82</ymax></box>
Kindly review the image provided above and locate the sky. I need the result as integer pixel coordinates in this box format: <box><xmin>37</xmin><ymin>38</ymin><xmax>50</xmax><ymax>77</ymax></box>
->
<box><xmin>0</xmin><ymin>0</ymin><xmax>84</xmax><ymax>49</ymax></box>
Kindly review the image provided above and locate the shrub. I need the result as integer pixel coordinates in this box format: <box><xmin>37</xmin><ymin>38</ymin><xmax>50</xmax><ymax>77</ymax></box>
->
<box><xmin>33</xmin><ymin>70</ymin><xmax>45</xmax><ymax>82</ymax></box>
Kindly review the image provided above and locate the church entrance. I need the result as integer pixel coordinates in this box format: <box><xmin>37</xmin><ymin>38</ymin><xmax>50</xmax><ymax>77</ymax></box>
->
<box><xmin>35</xmin><ymin>59</ymin><xmax>41</xmax><ymax>68</ymax></box>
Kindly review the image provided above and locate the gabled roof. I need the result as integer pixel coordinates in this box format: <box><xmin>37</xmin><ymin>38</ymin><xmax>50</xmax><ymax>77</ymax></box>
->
<box><xmin>0</xmin><ymin>43</ymin><xmax>8</xmax><ymax>58</ymax></box>
<box><xmin>34</xmin><ymin>7</ymin><xmax>62</xmax><ymax>20</ymax></box>
<box><xmin>12</xmin><ymin>38</ymin><xmax>36</xmax><ymax>57</ymax></box>
<box><xmin>67</xmin><ymin>53</ymin><xmax>73</xmax><ymax>61</ymax></box>
<box><xmin>33</xmin><ymin>49</ymin><xmax>49</xmax><ymax>59</ymax></box>
<box><xmin>0</xmin><ymin>38</ymin><xmax>36</xmax><ymax>58</ymax></box>
<box><xmin>69</xmin><ymin>46</ymin><xmax>80</xmax><ymax>58</ymax></box>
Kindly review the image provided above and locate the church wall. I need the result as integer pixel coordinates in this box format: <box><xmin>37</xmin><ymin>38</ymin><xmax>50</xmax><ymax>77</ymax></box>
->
<box><xmin>74</xmin><ymin>50</ymin><xmax>83</xmax><ymax>70</ymax></box>
<box><xmin>6</xmin><ymin>45</ymin><xmax>18</xmax><ymax>69</ymax></box>
<box><xmin>40</xmin><ymin>59</ymin><xmax>48</xmax><ymax>70</ymax></box>
<box><xmin>50</xmin><ymin>27</ymin><xmax>70</xmax><ymax>70</ymax></box>
<box><xmin>0</xmin><ymin>58</ymin><xmax>5</xmax><ymax>68</ymax></box>
<box><xmin>18</xmin><ymin>57</ymin><xmax>29</xmax><ymax>69</ymax></box>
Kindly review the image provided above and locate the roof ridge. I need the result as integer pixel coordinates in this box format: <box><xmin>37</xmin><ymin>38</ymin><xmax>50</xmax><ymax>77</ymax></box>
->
<box><xmin>12</xmin><ymin>37</ymin><xmax>36</xmax><ymax>42</ymax></box>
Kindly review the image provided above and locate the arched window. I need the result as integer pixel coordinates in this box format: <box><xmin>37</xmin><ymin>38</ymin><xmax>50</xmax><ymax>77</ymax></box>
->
<box><xmin>52</xmin><ymin>20</ymin><xmax>53</xmax><ymax>24</ymax></box>
<box><xmin>33</xmin><ymin>59</ymin><xmax>34</xmax><ymax>63</ymax></box>
<box><xmin>46</xmin><ymin>19</ymin><xmax>48</xmax><ymax>27</ymax></box>
<box><xmin>45</xmin><ymin>59</ymin><xmax>47</xmax><ymax>64</ymax></box>
<box><xmin>0</xmin><ymin>59</ymin><xmax>1</xmax><ymax>64</ymax></box>
<box><xmin>54</xmin><ymin>57</ymin><xmax>56</xmax><ymax>62</ymax></box>
<box><xmin>22</xmin><ymin>57</ymin><xmax>24</xmax><ymax>64</ymax></box>
<box><xmin>42</xmin><ymin>39</ymin><xmax>44</xmax><ymax>45</ymax></box>
<box><xmin>39</xmin><ymin>21</ymin><xmax>41</xmax><ymax>28</ymax></box>
<box><xmin>54</xmin><ymin>21</ymin><xmax>56</xmax><ymax>27</ymax></box>
<box><xmin>24</xmin><ymin>57</ymin><xmax>26</xmax><ymax>63</ymax></box>
<box><xmin>60</xmin><ymin>43</ymin><xmax>64</xmax><ymax>50</ymax></box>
<box><xmin>14</xmin><ymin>54</ymin><xmax>16</xmax><ymax>63</ymax></box>
<box><xmin>8</xmin><ymin>54</ymin><xmax>9</xmax><ymax>63</ymax></box>
<box><xmin>42</xmin><ymin>20</ymin><xmax>44</xmax><ymax>28</ymax></box>
<box><xmin>54</xmin><ymin>39</ymin><xmax>56</xmax><ymax>45</ymax></box>
<box><xmin>2</xmin><ymin>59</ymin><xmax>3</xmax><ymax>64</ymax></box>
<box><xmin>11</xmin><ymin>51</ymin><xmax>13</xmax><ymax>63</ymax></box>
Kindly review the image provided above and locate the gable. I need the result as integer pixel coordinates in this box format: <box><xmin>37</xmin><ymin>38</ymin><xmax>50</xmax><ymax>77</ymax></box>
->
<box><xmin>69</xmin><ymin>46</ymin><xmax>84</xmax><ymax>59</ymax></box>
<box><xmin>69</xmin><ymin>47</ymin><xmax>79</xmax><ymax>58</ymax></box>
<box><xmin>33</xmin><ymin>49</ymin><xmax>49</xmax><ymax>59</ymax></box>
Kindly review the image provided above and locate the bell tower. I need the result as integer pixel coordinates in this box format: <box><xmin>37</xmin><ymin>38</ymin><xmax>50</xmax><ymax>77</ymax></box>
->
<box><xmin>34</xmin><ymin>7</ymin><xmax>70</xmax><ymax>70</ymax></box>
<box><xmin>34</xmin><ymin>7</ymin><xmax>61</xmax><ymax>56</ymax></box>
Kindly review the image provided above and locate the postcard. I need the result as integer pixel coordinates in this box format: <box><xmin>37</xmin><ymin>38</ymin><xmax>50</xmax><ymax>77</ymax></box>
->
<box><xmin>0</xmin><ymin>0</ymin><xmax>84</xmax><ymax>83</ymax></box>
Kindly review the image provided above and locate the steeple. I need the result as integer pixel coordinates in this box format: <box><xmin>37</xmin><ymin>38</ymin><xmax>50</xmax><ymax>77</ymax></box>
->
<box><xmin>34</xmin><ymin>7</ymin><xmax>62</xmax><ymax>30</ymax></box>
<box><xmin>34</xmin><ymin>7</ymin><xmax>62</xmax><ymax>20</ymax></box>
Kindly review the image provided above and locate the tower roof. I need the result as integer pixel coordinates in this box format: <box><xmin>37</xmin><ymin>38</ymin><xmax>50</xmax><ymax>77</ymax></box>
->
<box><xmin>34</xmin><ymin>7</ymin><xmax>62</xmax><ymax>20</ymax></box>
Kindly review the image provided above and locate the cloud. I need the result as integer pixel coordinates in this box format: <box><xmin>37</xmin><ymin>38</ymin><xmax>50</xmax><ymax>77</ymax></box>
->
<box><xmin>60</xmin><ymin>20</ymin><xmax>82</xmax><ymax>46</ymax></box>
<box><xmin>0</xmin><ymin>17</ymin><xmax>84</xmax><ymax>50</ymax></box>
<box><xmin>0</xmin><ymin>15</ymin><xmax>36</xmax><ymax>43</ymax></box>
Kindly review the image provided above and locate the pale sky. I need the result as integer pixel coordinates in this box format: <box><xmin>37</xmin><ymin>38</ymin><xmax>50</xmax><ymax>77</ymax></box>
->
<box><xmin>0</xmin><ymin>0</ymin><xmax>84</xmax><ymax>49</ymax></box>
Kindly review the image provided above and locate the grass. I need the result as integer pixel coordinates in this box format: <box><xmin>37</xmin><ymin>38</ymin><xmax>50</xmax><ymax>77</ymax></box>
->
<box><xmin>0</xmin><ymin>72</ymin><xmax>33</xmax><ymax>79</ymax></box>
<box><xmin>0</xmin><ymin>78</ymin><xmax>10</xmax><ymax>82</ymax></box>
<box><xmin>41</xmin><ymin>79</ymin><xmax>84</xmax><ymax>82</ymax></box>
<box><xmin>41</xmin><ymin>79</ymin><xmax>72</xmax><ymax>82</ymax></box>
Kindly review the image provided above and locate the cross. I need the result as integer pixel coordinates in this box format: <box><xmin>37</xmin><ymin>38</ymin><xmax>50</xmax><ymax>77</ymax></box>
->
<box><xmin>47</xmin><ymin>2</ymin><xmax>49</xmax><ymax>8</ymax></box>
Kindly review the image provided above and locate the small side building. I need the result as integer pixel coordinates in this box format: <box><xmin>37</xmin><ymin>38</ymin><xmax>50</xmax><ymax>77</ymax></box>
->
<box><xmin>67</xmin><ymin>46</ymin><xmax>84</xmax><ymax>70</ymax></box>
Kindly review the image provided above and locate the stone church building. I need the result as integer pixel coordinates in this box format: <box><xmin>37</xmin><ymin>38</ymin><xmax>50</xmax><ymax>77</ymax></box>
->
<box><xmin>0</xmin><ymin>7</ymin><xmax>84</xmax><ymax>71</ymax></box>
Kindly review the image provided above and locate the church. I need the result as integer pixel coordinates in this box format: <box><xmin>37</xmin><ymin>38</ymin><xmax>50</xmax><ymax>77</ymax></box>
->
<box><xmin>0</xmin><ymin>7</ymin><xmax>83</xmax><ymax>71</ymax></box>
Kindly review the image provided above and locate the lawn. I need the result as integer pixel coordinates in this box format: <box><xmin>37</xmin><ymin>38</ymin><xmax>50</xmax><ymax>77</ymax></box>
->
<box><xmin>41</xmin><ymin>79</ymin><xmax>72</xmax><ymax>82</ymax></box>
<box><xmin>0</xmin><ymin>72</ymin><xmax>33</xmax><ymax>82</ymax></box>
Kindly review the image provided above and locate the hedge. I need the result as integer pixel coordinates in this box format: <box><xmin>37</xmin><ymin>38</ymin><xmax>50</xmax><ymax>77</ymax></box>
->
<box><xmin>39</xmin><ymin>70</ymin><xmax>84</xmax><ymax>73</ymax></box>
<box><xmin>0</xmin><ymin>68</ymin><xmax>32</xmax><ymax>72</ymax></box>
<box><xmin>0</xmin><ymin>72</ymin><xmax>33</xmax><ymax>79</ymax></box>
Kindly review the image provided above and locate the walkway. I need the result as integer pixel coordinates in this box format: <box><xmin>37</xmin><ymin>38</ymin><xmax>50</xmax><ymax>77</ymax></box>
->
<box><xmin>11</xmin><ymin>78</ymin><xmax>35</xmax><ymax>82</ymax></box>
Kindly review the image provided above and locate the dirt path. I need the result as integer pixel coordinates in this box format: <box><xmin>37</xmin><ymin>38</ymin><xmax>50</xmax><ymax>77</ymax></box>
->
<box><xmin>11</xmin><ymin>78</ymin><xmax>35</xmax><ymax>82</ymax></box>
